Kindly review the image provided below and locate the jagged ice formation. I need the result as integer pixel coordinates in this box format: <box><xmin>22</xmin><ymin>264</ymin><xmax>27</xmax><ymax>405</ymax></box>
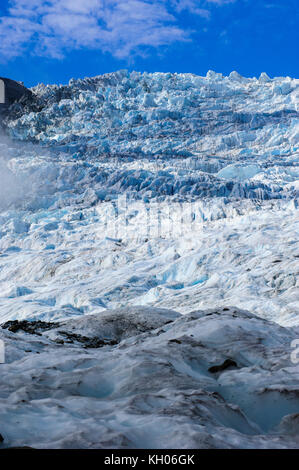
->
<box><xmin>0</xmin><ymin>70</ymin><xmax>298</xmax><ymax>448</ymax></box>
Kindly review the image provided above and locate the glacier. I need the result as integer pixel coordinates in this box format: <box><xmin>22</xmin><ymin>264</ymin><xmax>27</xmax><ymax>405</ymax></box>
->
<box><xmin>0</xmin><ymin>70</ymin><xmax>298</xmax><ymax>448</ymax></box>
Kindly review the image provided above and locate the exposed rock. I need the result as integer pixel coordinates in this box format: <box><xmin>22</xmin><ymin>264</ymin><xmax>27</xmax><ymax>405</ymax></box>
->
<box><xmin>208</xmin><ymin>359</ymin><xmax>238</xmax><ymax>373</ymax></box>
<box><xmin>1</xmin><ymin>320</ymin><xmax>59</xmax><ymax>335</ymax></box>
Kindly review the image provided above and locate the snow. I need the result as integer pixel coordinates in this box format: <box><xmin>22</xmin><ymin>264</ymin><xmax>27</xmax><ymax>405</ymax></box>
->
<box><xmin>217</xmin><ymin>163</ymin><xmax>262</xmax><ymax>181</ymax></box>
<box><xmin>0</xmin><ymin>70</ymin><xmax>298</xmax><ymax>448</ymax></box>
<box><xmin>0</xmin><ymin>306</ymin><xmax>299</xmax><ymax>448</ymax></box>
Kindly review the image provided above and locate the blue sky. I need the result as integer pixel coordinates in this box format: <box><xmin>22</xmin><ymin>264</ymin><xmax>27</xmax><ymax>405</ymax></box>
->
<box><xmin>0</xmin><ymin>0</ymin><xmax>298</xmax><ymax>87</ymax></box>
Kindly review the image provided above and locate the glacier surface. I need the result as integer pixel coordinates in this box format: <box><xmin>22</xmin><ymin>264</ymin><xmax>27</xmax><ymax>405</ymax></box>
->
<box><xmin>0</xmin><ymin>70</ymin><xmax>298</xmax><ymax>448</ymax></box>
<box><xmin>1</xmin><ymin>306</ymin><xmax>299</xmax><ymax>448</ymax></box>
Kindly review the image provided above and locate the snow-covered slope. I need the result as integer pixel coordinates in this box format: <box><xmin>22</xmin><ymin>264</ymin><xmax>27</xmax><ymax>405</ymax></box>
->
<box><xmin>0</xmin><ymin>70</ymin><xmax>298</xmax><ymax>325</ymax></box>
<box><xmin>1</xmin><ymin>306</ymin><xmax>299</xmax><ymax>449</ymax></box>
<box><xmin>0</xmin><ymin>70</ymin><xmax>298</xmax><ymax>448</ymax></box>
<box><xmin>4</xmin><ymin>70</ymin><xmax>299</xmax><ymax>201</ymax></box>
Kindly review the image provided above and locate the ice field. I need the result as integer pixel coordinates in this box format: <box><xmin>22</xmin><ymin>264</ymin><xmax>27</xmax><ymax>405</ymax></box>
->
<box><xmin>0</xmin><ymin>70</ymin><xmax>298</xmax><ymax>448</ymax></box>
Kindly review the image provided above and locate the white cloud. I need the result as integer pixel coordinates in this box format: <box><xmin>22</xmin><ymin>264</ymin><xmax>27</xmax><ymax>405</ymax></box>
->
<box><xmin>207</xmin><ymin>0</ymin><xmax>236</xmax><ymax>4</ymax></box>
<box><xmin>172</xmin><ymin>0</ymin><xmax>211</xmax><ymax>18</ymax></box>
<box><xmin>0</xmin><ymin>0</ymin><xmax>235</xmax><ymax>61</ymax></box>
